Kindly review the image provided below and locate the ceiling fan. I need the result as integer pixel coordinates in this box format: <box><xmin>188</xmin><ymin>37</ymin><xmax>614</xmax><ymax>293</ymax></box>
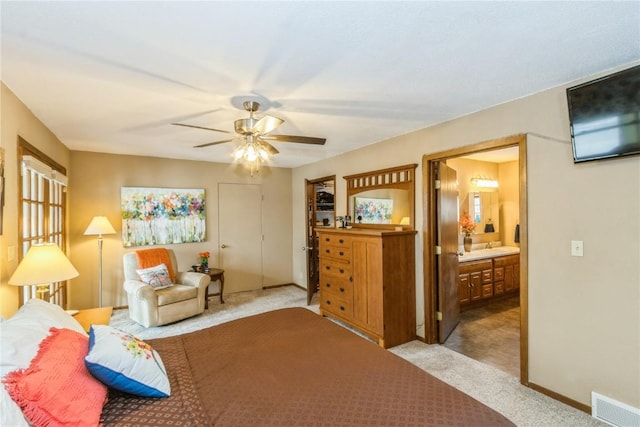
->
<box><xmin>172</xmin><ymin>101</ymin><xmax>326</xmax><ymax>155</ymax></box>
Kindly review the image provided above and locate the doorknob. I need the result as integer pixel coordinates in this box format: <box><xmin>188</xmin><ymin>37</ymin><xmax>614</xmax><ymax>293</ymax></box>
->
<box><xmin>221</xmin><ymin>244</ymin><xmax>228</xmax><ymax>249</ymax></box>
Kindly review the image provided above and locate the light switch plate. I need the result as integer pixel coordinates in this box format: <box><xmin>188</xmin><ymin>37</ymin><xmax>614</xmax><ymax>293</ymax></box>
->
<box><xmin>571</xmin><ymin>240</ymin><xmax>584</xmax><ymax>257</ymax></box>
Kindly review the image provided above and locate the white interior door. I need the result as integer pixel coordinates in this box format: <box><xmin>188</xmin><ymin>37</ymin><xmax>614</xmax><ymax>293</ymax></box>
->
<box><xmin>218</xmin><ymin>183</ymin><xmax>263</xmax><ymax>293</ymax></box>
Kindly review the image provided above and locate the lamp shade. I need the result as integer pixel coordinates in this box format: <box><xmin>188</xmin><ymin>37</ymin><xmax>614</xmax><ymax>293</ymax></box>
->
<box><xmin>8</xmin><ymin>243</ymin><xmax>79</xmax><ymax>286</ymax></box>
<box><xmin>84</xmin><ymin>216</ymin><xmax>116</xmax><ymax>236</ymax></box>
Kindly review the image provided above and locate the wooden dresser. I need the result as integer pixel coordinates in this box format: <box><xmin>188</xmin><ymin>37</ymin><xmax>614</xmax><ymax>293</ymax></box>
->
<box><xmin>316</xmin><ymin>228</ymin><xmax>417</xmax><ymax>348</ymax></box>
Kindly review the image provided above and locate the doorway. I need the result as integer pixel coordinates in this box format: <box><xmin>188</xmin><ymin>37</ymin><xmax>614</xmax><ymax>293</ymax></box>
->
<box><xmin>422</xmin><ymin>134</ymin><xmax>529</xmax><ymax>385</ymax></box>
<box><xmin>304</xmin><ymin>176</ymin><xmax>336</xmax><ymax>305</ymax></box>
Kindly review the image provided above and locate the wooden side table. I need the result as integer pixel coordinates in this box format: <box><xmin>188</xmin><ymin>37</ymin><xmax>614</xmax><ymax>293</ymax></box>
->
<box><xmin>193</xmin><ymin>267</ymin><xmax>225</xmax><ymax>309</ymax></box>
<box><xmin>73</xmin><ymin>307</ymin><xmax>113</xmax><ymax>333</ymax></box>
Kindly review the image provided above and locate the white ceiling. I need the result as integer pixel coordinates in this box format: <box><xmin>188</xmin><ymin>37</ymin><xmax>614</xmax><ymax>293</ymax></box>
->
<box><xmin>1</xmin><ymin>1</ymin><xmax>638</xmax><ymax>168</ymax></box>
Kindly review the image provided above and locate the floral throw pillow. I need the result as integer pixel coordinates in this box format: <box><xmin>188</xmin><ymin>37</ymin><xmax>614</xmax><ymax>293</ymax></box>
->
<box><xmin>84</xmin><ymin>325</ymin><xmax>171</xmax><ymax>397</ymax></box>
<box><xmin>136</xmin><ymin>263</ymin><xmax>173</xmax><ymax>290</ymax></box>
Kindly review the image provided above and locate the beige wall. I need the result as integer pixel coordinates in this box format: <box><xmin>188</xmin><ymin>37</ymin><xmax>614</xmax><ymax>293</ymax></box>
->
<box><xmin>0</xmin><ymin>83</ymin><xmax>72</xmax><ymax>317</ymax></box>
<box><xmin>498</xmin><ymin>161</ymin><xmax>519</xmax><ymax>247</ymax></box>
<box><xmin>68</xmin><ymin>151</ymin><xmax>293</xmax><ymax>309</ymax></box>
<box><xmin>292</xmin><ymin>64</ymin><xmax>639</xmax><ymax>408</ymax></box>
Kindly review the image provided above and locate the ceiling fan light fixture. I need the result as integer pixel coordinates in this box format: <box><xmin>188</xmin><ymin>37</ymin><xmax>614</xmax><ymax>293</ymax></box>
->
<box><xmin>175</xmin><ymin>98</ymin><xmax>325</xmax><ymax>176</ymax></box>
<box><xmin>232</xmin><ymin>141</ymin><xmax>272</xmax><ymax>176</ymax></box>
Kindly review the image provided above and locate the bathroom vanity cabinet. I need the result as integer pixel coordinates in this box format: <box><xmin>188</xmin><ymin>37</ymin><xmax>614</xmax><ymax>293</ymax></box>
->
<box><xmin>459</xmin><ymin>254</ymin><xmax>519</xmax><ymax>310</ymax></box>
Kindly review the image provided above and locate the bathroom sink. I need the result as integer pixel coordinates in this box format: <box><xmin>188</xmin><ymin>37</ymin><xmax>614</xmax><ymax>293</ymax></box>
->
<box><xmin>458</xmin><ymin>246</ymin><xmax>520</xmax><ymax>262</ymax></box>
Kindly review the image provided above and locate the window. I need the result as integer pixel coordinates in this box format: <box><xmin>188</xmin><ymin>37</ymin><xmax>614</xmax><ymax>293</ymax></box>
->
<box><xmin>18</xmin><ymin>139</ymin><xmax>68</xmax><ymax>307</ymax></box>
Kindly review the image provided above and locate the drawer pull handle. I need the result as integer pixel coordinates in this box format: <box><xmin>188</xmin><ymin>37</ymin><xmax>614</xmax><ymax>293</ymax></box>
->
<box><xmin>325</xmin><ymin>237</ymin><xmax>330</xmax><ymax>242</ymax></box>
<box><xmin>325</xmin><ymin>249</ymin><xmax>330</xmax><ymax>253</ymax></box>
<box><xmin>326</xmin><ymin>300</ymin><xmax>331</xmax><ymax>305</ymax></box>
<box><xmin>339</xmin><ymin>251</ymin><xmax>344</xmax><ymax>256</ymax></box>
<box><xmin>339</xmin><ymin>239</ymin><xmax>344</xmax><ymax>244</ymax></box>
<box><xmin>349</xmin><ymin>276</ymin><xmax>353</xmax><ymax>282</ymax></box>
<box><xmin>325</xmin><ymin>283</ymin><xmax>331</xmax><ymax>288</ymax></box>
<box><xmin>339</xmin><ymin>287</ymin><xmax>345</xmax><ymax>293</ymax></box>
<box><xmin>339</xmin><ymin>306</ymin><xmax>345</xmax><ymax>311</ymax></box>
<box><xmin>325</xmin><ymin>266</ymin><xmax>330</xmax><ymax>270</ymax></box>
<box><xmin>339</xmin><ymin>269</ymin><xmax>345</xmax><ymax>274</ymax></box>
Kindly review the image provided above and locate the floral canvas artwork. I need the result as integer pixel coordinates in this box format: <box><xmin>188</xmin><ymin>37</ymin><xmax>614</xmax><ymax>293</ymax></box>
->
<box><xmin>121</xmin><ymin>187</ymin><xmax>205</xmax><ymax>247</ymax></box>
<box><xmin>354</xmin><ymin>197</ymin><xmax>393</xmax><ymax>224</ymax></box>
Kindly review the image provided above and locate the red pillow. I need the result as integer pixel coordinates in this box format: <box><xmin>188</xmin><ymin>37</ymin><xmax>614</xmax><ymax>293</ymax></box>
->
<box><xmin>3</xmin><ymin>327</ymin><xmax>107</xmax><ymax>427</ymax></box>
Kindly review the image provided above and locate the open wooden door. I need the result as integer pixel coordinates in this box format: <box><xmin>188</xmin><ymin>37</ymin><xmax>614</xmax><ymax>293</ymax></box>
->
<box><xmin>436</xmin><ymin>162</ymin><xmax>460</xmax><ymax>343</ymax></box>
<box><xmin>304</xmin><ymin>177</ymin><xmax>335</xmax><ymax>305</ymax></box>
<box><xmin>305</xmin><ymin>180</ymin><xmax>319</xmax><ymax>305</ymax></box>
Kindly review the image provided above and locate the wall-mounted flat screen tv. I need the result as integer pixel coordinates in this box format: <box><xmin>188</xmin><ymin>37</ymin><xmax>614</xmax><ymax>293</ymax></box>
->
<box><xmin>566</xmin><ymin>65</ymin><xmax>640</xmax><ymax>163</ymax></box>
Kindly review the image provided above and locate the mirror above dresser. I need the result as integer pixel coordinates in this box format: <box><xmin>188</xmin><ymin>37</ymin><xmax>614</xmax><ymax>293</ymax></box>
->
<box><xmin>344</xmin><ymin>164</ymin><xmax>417</xmax><ymax>230</ymax></box>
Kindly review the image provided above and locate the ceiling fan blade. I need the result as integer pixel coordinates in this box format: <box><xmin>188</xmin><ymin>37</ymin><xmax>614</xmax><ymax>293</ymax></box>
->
<box><xmin>253</xmin><ymin>115</ymin><xmax>284</xmax><ymax>135</ymax></box>
<box><xmin>262</xmin><ymin>134</ymin><xmax>326</xmax><ymax>145</ymax></box>
<box><xmin>193</xmin><ymin>139</ymin><xmax>236</xmax><ymax>148</ymax></box>
<box><xmin>258</xmin><ymin>140</ymin><xmax>280</xmax><ymax>155</ymax></box>
<box><xmin>172</xmin><ymin>123</ymin><xmax>233</xmax><ymax>134</ymax></box>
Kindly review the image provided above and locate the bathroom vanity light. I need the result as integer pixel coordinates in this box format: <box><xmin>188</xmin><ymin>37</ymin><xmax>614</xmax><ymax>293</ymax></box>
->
<box><xmin>471</xmin><ymin>177</ymin><xmax>499</xmax><ymax>188</ymax></box>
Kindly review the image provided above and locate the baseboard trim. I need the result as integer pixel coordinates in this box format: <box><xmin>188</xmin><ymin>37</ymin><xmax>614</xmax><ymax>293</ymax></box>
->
<box><xmin>528</xmin><ymin>382</ymin><xmax>591</xmax><ymax>414</ymax></box>
<box><xmin>262</xmin><ymin>283</ymin><xmax>301</xmax><ymax>291</ymax></box>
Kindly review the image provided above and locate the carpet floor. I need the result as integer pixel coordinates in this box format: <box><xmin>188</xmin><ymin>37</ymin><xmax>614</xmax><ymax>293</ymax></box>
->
<box><xmin>110</xmin><ymin>286</ymin><xmax>604</xmax><ymax>427</ymax></box>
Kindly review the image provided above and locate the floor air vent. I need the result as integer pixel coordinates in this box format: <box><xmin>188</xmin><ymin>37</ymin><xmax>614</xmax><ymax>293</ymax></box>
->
<box><xmin>592</xmin><ymin>392</ymin><xmax>640</xmax><ymax>427</ymax></box>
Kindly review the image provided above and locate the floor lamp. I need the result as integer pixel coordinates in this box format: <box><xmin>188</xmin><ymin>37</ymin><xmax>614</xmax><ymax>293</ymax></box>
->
<box><xmin>84</xmin><ymin>216</ymin><xmax>116</xmax><ymax>307</ymax></box>
<box><xmin>8</xmin><ymin>243</ymin><xmax>79</xmax><ymax>301</ymax></box>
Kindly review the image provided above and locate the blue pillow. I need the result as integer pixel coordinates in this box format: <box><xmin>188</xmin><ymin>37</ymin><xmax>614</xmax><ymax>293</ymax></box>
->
<box><xmin>84</xmin><ymin>325</ymin><xmax>170</xmax><ymax>397</ymax></box>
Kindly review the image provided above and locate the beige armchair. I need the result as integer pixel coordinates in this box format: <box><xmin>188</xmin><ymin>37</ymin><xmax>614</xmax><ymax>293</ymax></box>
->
<box><xmin>123</xmin><ymin>249</ymin><xmax>211</xmax><ymax>327</ymax></box>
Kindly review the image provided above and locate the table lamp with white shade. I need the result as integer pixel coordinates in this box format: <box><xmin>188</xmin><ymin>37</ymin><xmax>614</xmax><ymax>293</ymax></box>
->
<box><xmin>8</xmin><ymin>243</ymin><xmax>79</xmax><ymax>300</ymax></box>
<box><xmin>84</xmin><ymin>216</ymin><xmax>116</xmax><ymax>307</ymax></box>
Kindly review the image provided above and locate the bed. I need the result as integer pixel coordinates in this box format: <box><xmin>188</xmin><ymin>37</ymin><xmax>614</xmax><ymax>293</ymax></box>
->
<box><xmin>2</xmin><ymin>300</ymin><xmax>513</xmax><ymax>426</ymax></box>
<box><xmin>100</xmin><ymin>307</ymin><xmax>514</xmax><ymax>426</ymax></box>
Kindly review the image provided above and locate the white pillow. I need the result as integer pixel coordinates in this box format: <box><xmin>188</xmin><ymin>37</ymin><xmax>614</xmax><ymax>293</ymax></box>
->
<box><xmin>85</xmin><ymin>325</ymin><xmax>171</xmax><ymax>397</ymax></box>
<box><xmin>136</xmin><ymin>263</ymin><xmax>173</xmax><ymax>290</ymax></box>
<box><xmin>1</xmin><ymin>298</ymin><xmax>85</xmax><ymax>377</ymax></box>
<box><xmin>0</xmin><ymin>299</ymin><xmax>86</xmax><ymax>426</ymax></box>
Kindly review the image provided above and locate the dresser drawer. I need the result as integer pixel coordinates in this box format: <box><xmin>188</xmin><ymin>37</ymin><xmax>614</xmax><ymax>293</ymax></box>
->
<box><xmin>321</xmin><ymin>294</ymin><xmax>353</xmax><ymax>318</ymax></box>
<box><xmin>320</xmin><ymin>245</ymin><xmax>351</xmax><ymax>262</ymax></box>
<box><xmin>319</xmin><ymin>260</ymin><xmax>352</xmax><ymax>280</ymax></box>
<box><xmin>319</xmin><ymin>234</ymin><xmax>352</xmax><ymax>249</ymax></box>
<box><xmin>320</xmin><ymin>276</ymin><xmax>353</xmax><ymax>300</ymax></box>
<box><xmin>494</xmin><ymin>266</ymin><xmax>505</xmax><ymax>281</ymax></box>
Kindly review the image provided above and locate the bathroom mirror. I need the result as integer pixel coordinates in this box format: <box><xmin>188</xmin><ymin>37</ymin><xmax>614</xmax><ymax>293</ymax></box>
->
<box><xmin>344</xmin><ymin>164</ymin><xmax>417</xmax><ymax>230</ymax></box>
<box><xmin>464</xmin><ymin>191</ymin><xmax>500</xmax><ymax>234</ymax></box>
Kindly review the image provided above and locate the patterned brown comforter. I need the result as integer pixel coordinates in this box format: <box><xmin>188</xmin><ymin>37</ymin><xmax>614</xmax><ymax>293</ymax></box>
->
<box><xmin>101</xmin><ymin>308</ymin><xmax>514</xmax><ymax>426</ymax></box>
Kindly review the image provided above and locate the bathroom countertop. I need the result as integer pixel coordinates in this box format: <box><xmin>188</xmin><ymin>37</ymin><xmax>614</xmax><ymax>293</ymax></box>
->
<box><xmin>458</xmin><ymin>246</ymin><xmax>520</xmax><ymax>262</ymax></box>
